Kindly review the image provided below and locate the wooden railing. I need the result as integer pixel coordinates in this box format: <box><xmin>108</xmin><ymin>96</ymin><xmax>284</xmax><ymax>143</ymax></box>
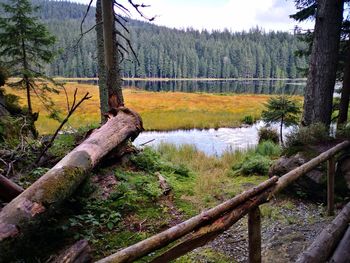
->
<box><xmin>96</xmin><ymin>140</ymin><xmax>350</xmax><ymax>263</ymax></box>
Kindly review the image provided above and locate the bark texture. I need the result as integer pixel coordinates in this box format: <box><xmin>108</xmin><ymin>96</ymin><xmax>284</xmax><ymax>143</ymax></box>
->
<box><xmin>338</xmin><ymin>41</ymin><xmax>350</xmax><ymax>125</ymax></box>
<box><xmin>52</xmin><ymin>240</ymin><xmax>92</xmax><ymax>263</ymax></box>
<box><xmin>101</xmin><ymin>0</ymin><xmax>124</xmax><ymax>109</ymax></box>
<box><xmin>297</xmin><ymin>201</ymin><xmax>350</xmax><ymax>263</ymax></box>
<box><xmin>302</xmin><ymin>0</ymin><xmax>344</xmax><ymax>127</ymax></box>
<box><xmin>96</xmin><ymin>0</ymin><xmax>108</xmax><ymax>121</ymax></box>
<box><xmin>329</xmin><ymin>226</ymin><xmax>350</xmax><ymax>263</ymax></box>
<box><xmin>0</xmin><ymin>109</ymin><xmax>143</xmax><ymax>261</ymax></box>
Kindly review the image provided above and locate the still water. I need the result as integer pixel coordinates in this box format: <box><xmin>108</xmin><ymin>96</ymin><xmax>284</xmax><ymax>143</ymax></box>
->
<box><xmin>133</xmin><ymin>121</ymin><xmax>292</xmax><ymax>156</ymax></box>
<box><xmin>74</xmin><ymin>79</ymin><xmax>306</xmax><ymax>95</ymax></box>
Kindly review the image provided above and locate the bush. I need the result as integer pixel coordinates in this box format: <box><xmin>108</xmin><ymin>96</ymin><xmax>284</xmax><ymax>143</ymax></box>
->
<box><xmin>258</xmin><ymin>127</ymin><xmax>279</xmax><ymax>144</ymax></box>
<box><xmin>242</xmin><ymin>115</ymin><xmax>254</xmax><ymax>125</ymax></box>
<box><xmin>255</xmin><ymin>141</ymin><xmax>281</xmax><ymax>157</ymax></box>
<box><xmin>232</xmin><ymin>154</ymin><xmax>271</xmax><ymax>176</ymax></box>
<box><xmin>131</xmin><ymin>147</ymin><xmax>162</xmax><ymax>172</ymax></box>
<box><xmin>284</xmin><ymin>123</ymin><xmax>330</xmax><ymax>148</ymax></box>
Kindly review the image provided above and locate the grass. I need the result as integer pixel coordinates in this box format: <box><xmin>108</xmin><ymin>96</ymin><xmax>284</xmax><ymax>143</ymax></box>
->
<box><xmin>155</xmin><ymin>143</ymin><xmax>268</xmax><ymax>210</ymax></box>
<box><xmin>3</xmin><ymin>82</ymin><xmax>302</xmax><ymax>134</ymax></box>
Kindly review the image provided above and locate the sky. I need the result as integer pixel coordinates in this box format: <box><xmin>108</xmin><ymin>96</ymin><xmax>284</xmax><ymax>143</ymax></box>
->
<box><xmin>72</xmin><ymin>0</ymin><xmax>314</xmax><ymax>32</ymax></box>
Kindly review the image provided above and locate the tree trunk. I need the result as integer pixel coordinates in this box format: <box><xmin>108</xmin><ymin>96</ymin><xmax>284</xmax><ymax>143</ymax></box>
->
<box><xmin>337</xmin><ymin>41</ymin><xmax>350</xmax><ymax>126</ymax></box>
<box><xmin>329</xmin><ymin>226</ymin><xmax>350</xmax><ymax>263</ymax></box>
<box><xmin>297</xmin><ymin>201</ymin><xmax>350</xmax><ymax>263</ymax></box>
<box><xmin>0</xmin><ymin>174</ymin><xmax>23</xmax><ymax>202</ymax></box>
<box><xmin>301</xmin><ymin>0</ymin><xmax>344</xmax><ymax>127</ymax></box>
<box><xmin>96</xmin><ymin>0</ymin><xmax>108</xmax><ymax>122</ymax></box>
<box><xmin>101</xmin><ymin>0</ymin><xmax>124</xmax><ymax>109</ymax></box>
<box><xmin>52</xmin><ymin>239</ymin><xmax>92</xmax><ymax>263</ymax></box>
<box><xmin>0</xmin><ymin>90</ymin><xmax>9</xmax><ymax>117</ymax></box>
<box><xmin>280</xmin><ymin>116</ymin><xmax>283</xmax><ymax>145</ymax></box>
<box><xmin>0</xmin><ymin>109</ymin><xmax>143</xmax><ymax>261</ymax></box>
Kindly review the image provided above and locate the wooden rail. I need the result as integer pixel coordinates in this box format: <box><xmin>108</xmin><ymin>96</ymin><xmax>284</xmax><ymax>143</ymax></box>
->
<box><xmin>96</xmin><ymin>140</ymin><xmax>350</xmax><ymax>263</ymax></box>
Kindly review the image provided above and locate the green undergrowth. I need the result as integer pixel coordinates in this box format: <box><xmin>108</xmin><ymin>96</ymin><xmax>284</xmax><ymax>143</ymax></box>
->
<box><xmin>14</xmin><ymin>134</ymin><xmax>286</xmax><ymax>261</ymax></box>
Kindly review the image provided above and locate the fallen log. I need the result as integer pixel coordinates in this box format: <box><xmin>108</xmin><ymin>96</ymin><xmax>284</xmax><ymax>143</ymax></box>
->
<box><xmin>0</xmin><ymin>108</ymin><xmax>143</xmax><ymax>260</ymax></box>
<box><xmin>296</xmin><ymin>201</ymin><xmax>350</xmax><ymax>263</ymax></box>
<box><xmin>329</xmin><ymin>226</ymin><xmax>350</xmax><ymax>263</ymax></box>
<box><xmin>52</xmin><ymin>239</ymin><xmax>92</xmax><ymax>263</ymax></box>
<box><xmin>0</xmin><ymin>174</ymin><xmax>23</xmax><ymax>202</ymax></box>
<box><xmin>151</xmin><ymin>188</ymin><xmax>272</xmax><ymax>263</ymax></box>
<box><xmin>156</xmin><ymin>172</ymin><xmax>171</xmax><ymax>195</ymax></box>
<box><xmin>96</xmin><ymin>176</ymin><xmax>278</xmax><ymax>263</ymax></box>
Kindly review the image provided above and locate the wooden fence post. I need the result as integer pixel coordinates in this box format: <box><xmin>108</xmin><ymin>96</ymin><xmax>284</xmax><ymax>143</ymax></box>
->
<box><xmin>327</xmin><ymin>157</ymin><xmax>335</xmax><ymax>216</ymax></box>
<box><xmin>248</xmin><ymin>206</ymin><xmax>261</xmax><ymax>263</ymax></box>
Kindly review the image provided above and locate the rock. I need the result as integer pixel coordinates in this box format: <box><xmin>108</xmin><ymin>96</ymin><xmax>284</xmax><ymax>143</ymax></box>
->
<box><xmin>268</xmin><ymin>153</ymin><xmax>328</xmax><ymax>200</ymax></box>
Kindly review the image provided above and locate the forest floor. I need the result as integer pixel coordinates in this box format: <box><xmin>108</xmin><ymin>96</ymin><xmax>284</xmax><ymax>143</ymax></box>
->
<box><xmin>4</xmin><ymin>82</ymin><xmax>302</xmax><ymax>133</ymax></box>
<box><xmin>0</xmin><ymin>130</ymin><xmax>337</xmax><ymax>262</ymax></box>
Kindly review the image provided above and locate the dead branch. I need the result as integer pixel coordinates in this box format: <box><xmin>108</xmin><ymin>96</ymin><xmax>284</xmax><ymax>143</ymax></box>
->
<box><xmin>35</xmin><ymin>89</ymin><xmax>92</xmax><ymax>165</ymax></box>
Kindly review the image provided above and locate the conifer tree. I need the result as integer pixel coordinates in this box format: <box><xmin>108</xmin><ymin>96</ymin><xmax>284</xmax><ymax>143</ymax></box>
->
<box><xmin>0</xmin><ymin>0</ymin><xmax>57</xmax><ymax>136</ymax></box>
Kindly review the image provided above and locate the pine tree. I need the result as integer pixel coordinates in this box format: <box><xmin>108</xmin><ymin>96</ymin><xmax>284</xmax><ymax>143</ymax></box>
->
<box><xmin>262</xmin><ymin>96</ymin><xmax>301</xmax><ymax>144</ymax></box>
<box><xmin>0</xmin><ymin>0</ymin><xmax>57</xmax><ymax>136</ymax></box>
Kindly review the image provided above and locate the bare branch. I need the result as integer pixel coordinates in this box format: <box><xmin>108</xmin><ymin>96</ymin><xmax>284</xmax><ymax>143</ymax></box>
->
<box><xmin>80</xmin><ymin>0</ymin><xmax>94</xmax><ymax>35</ymax></box>
<box><xmin>35</xmin><ymin>90</ymin><xmax>92</xmax><ymax>165</ymax></box>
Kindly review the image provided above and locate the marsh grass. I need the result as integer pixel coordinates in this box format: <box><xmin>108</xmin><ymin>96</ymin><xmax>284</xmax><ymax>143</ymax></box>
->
<box><xmin>156</xmin><ymin>143</ymin><xmax>267</xmax><ymax>209</ymax></box>
<box><xmin>4</xmin><ymin>82</ymin><xmax>279</xmax><ymax>134</ymax></box>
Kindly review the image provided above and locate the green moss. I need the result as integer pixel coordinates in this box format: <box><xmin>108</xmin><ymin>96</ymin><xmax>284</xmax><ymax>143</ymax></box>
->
<box><xmin>32</xmin><ymin>165</ymin><xmax>86</xmax><ymax>205</ymax></box>
<box><xmin>176</xmin><ymin>248</ymin><xmax>234</xmax><ymax>263</ymax></box>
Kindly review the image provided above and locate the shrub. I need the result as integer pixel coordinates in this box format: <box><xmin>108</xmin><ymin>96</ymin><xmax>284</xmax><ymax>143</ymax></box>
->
<box><xmin>242</xmin><ymin>115</ymin><xmax>254</xmax><ymax>125</ymax></box>
<box><xmin>258</xmin><ymin>127</ymin><xmax>279</xmax><ymax>144</ymax></box>
<box><xmin>232</xmin><ymin>154</ymin><xmax>271</xmax><ymax>176</ymax></box>
<box><xmin>255</xmin><ymin>141</ymin><xmax>281</xmax><ymax>157</ymax></box>
<box><xmin>284</xmin><ymin>123</ymin><xmax>330</xmax><ymax>148</ymax></box>
<box><xmin>131</xmin><ymin>147</ymin><xmax>162</xmax><ymax>172</ymax></box>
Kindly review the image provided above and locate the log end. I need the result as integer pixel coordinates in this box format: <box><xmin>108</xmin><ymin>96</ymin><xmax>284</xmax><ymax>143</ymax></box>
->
<box><xmin>0</xmin><ymin>223</ymin><xmax>19</xmax><ymax>241</ymax></box>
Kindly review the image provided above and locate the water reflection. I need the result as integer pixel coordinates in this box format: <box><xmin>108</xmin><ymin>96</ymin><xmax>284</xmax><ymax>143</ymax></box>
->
<box><xmin>123</xmin><ymin>79</ymin><xmax>305</xmax><ymax>95</ymax></box>
<box><xmin>133</xmin><ymin>121</ymin><xmax>292</xmax><ymax>156</ymax></box>
<box><xmin>73</xmin><ymin>79</ymin><xmax>306</xmax><ymax>95</ymax></box>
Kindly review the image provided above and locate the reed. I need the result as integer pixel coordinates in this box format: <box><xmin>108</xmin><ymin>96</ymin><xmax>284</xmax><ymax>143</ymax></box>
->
<box><xmin>4</xmin><ymin>82</ymin><xmax>301</xmax><ymax>134</ymax></box>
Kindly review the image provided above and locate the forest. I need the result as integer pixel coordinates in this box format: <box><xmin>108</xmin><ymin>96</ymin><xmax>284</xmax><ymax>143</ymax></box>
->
<box><xmin>32</xmin><ymin>0</ymin><xmax>308</xmax><ymax>79</ymax></box>
<box><xmin>0</xmin><ymin>0</ymin><xmax>350</xmax><ymax>262</ymax></box>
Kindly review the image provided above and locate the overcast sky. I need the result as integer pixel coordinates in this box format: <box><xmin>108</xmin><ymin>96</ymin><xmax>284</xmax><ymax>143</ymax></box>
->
<box><xmin>71</xmin><ymin>0</ymin><xmax>313</xmax><ymax>32</ymax></box>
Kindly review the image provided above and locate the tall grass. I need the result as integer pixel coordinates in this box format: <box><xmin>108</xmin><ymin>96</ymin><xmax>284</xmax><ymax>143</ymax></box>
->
<box><xmin>156</xmin><ymin>143</ymin><xmax>266</xmax><ymax>208</ymax></box>
<box><xmin>3</xmin><ymin>82</ymin><xmax>289</xmax><ymax>134</ymax></box>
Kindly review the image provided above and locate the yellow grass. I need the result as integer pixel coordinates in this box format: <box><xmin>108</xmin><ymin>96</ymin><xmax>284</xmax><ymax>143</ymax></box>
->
<box><xmin>4</xmin><ymin>82</ymin><xmax>300</xmax><ymax>134</ymax></box>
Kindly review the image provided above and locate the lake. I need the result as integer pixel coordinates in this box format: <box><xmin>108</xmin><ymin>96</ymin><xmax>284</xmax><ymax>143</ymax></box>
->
<box><xmin>72</xmin><ymin>79</ymin><xmax>306</xmax><ymax>95</ymax></box>
<box><xmin>133</xmin><ymin>121</ymin><xmax>292</xmax><ymax>156</ymax></box>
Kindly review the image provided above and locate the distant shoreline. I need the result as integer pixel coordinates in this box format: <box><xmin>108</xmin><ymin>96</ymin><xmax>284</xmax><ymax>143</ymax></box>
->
<box><xmin>52</xmin><ymin>77</ymin><xmax>307</xmax><ymax>82</ymax></box>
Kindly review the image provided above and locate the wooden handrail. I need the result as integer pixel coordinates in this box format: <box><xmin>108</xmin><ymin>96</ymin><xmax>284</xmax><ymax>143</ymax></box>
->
<box><xmin>96</xmin><ymin>140</ymin><xmax>350</xmax><ymax>263</ymax></box>
<box><xmin>270</xmin><ymin>140</ymin><xmax>350</xmax><ymax>196</ymax></box>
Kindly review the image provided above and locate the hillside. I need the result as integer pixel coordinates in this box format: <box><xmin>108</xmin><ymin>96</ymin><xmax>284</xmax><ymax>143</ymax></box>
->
<box><xmin>30</xmin><ymin>0</ymin><xmax>308</xmax><ymax>78</ymax></box>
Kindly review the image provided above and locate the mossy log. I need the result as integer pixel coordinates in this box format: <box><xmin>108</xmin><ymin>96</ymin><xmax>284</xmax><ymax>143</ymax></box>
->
<box><xmin>0</xmin><ymin>174</ymin><xmax>23</xmax><ymax>202</ymax></box>
<box><xmin>0</xmin><ymin>108</ymin><xmax>143</xmax><ymax>260</ymax></box>
<box><xmin>96</xmin><ymin>176</ymin><xmax>278</xmax><ymax>263</ymax></box>
<box><xmin>297</xmin><ymin>201</ymin><xmax>350</xmax><ymax>263</ymax></box>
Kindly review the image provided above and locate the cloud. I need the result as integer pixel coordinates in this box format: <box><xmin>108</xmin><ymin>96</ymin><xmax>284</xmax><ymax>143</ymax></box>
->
<box><xmin>72</xmin><ymin>0</ymin><xmax>314</xmax><ymax>32</ymax></box>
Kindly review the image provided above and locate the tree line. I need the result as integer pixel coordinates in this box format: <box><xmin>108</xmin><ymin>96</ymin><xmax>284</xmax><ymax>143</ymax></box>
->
<box><xmin>32</xmin><ymin>0</ymin><xmax>308</xmax><ymax>79</ymax></box>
